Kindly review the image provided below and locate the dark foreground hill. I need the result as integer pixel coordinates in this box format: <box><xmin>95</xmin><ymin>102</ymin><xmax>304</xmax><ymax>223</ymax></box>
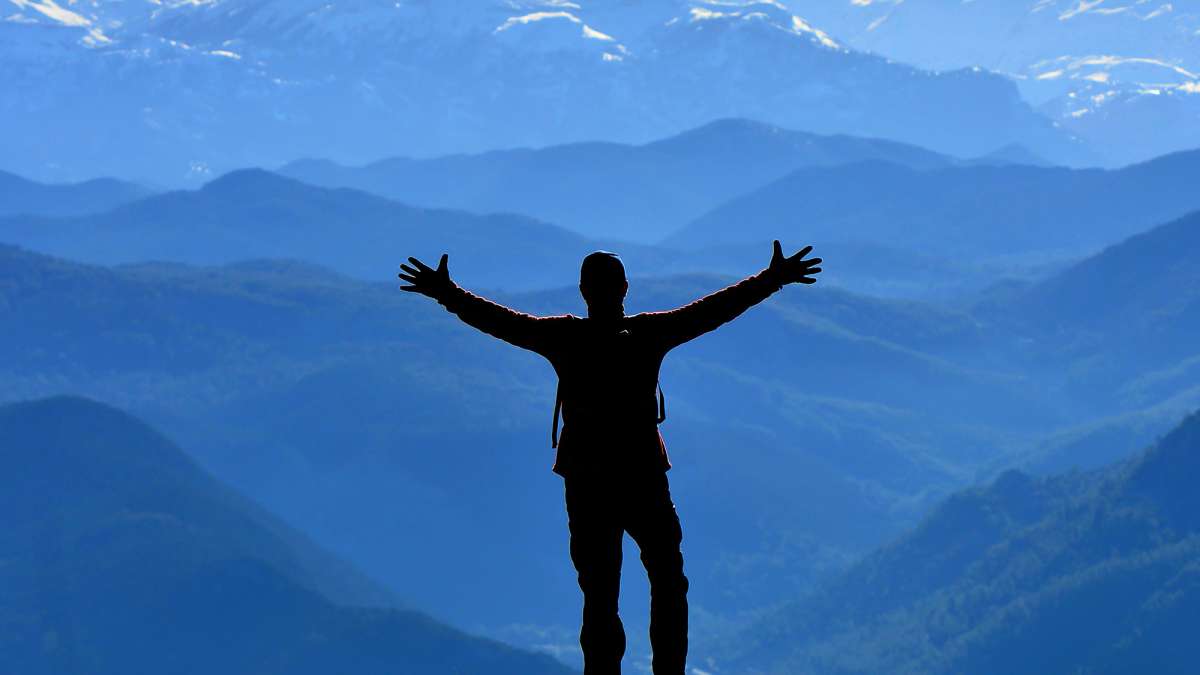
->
<box><xmin>279</xmin><ymin>118</ymin><xmax>953</xmax><ymax>243</ymax></box>
<box><xmin>0</xmin><ymin>170</ymin><xmax>152</xmax><ymax>218</ymax></box>
<box><xmin>714</xmin><ymin>409</ymin><xmax>1200</xmax><ymax>675</ymax></box>
<box><xmin>0</xmin><ymin>396</ymin><xmax>573</xmax><ymax>675</ymax></box>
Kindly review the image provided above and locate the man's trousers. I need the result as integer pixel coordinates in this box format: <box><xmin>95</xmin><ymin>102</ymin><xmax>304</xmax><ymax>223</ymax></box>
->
<box><xmin>564</xmin><ymin>471</ymin><xmax>689</xmax><ymax>675</ymax></box>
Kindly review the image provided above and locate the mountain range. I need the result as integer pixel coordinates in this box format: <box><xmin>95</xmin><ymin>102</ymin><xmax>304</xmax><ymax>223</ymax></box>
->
<box><xmin>4</xmin><ymin>196</ymin><xmax>1200</xmax><ymax>661</ymax></box>
<box><xmin>0</xmin><ymin>168</ymin><xmax>673</xmax><ymax>292</ymax></box>
<box><xmin>0</xmin><ymin>240</ymin><xmax>1058</xmax><ymax>661</ymax></box>
<box><xmin>11</xmin><ymin>129</ymin><xmax>1200</xmax><ymax>302</ymax></box>
<box><xmin>0</xmin><ymin>0</ymin><xmax>1088</xmax><ymax>183</ymax></box>
<box><xmin>667</xmin><ymin>149</ymin><xmax>1200</xmax><ymax>264</ymax></box>
<box><xmin>712</xmin><ymin>407</ymin><xmax>1200</xmax><ymax>674</ymax></box>
<box><xmin>0</xmin><ymin>159</ymin><xmax>1033</xmax><ymax>300</ymax></box>
<box><xmin>790</xmin><ymin>0</ymin><xmax>1200</xmax><ymax>165</ymax></box>
<box><xmin>0</xmin><ymin>169</ymin><xmax>152</xmax><ymax>218</ymax></box>
<box><xmin>278</xmin><ymin>117</ymin><xmax>953</xmax><ymax>244</ymax></box>
<box><xmin>0</xmin><ymin>396</ymin><xmax>572</xmax><ymax>674</ymax></box>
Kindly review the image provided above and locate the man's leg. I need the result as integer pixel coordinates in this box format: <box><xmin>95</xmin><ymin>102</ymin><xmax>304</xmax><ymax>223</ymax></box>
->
<box><xmin>625</xmin><ymin>472</ymin><xmax>689</xmax><ymax>675</ymax></box>
<box><xmin>565</xmin><ymin>479</ymin><xmax>626</xmax><ymax>675</ymax></box>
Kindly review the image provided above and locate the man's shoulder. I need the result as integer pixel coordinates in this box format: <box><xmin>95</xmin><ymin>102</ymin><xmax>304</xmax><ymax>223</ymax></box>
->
<box><xmin>626</xmin><ymin>311</ymin><xmax>671</xmax><ymax>325</ymax></box>
<box><xmin>539</xmin><ymin>313</ymin><xmax>582</xmax><ymax>330</ymax></box>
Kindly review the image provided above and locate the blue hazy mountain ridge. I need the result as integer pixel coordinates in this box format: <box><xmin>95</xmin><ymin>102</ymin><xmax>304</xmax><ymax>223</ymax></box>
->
<box><xmin>277</xmin><ymin>118</ymin><xmax>955</xmax><ymax>243</ymax></box>
<box><xmin>0</xmin><ymin>396</ymin><xmax>573</xmax><ymax>675</ymax></box>
<box><xmin>0</xmin><ymin>169</ymin><xmax>675</xmax><ymax>292</ymax></box>
<box><xmin>0</xmin><ymin>169</ymin><xmax>153</xmax><ymax>218</ymax></box>
<box><xmin>666</xmin><ymin>149</ymin><xmax>1200</xmax><ymax>260</ymax></box>
<box><xmin>0</xmin><ymin>0</ymin><xmax>1088</xmax><ymax>182</ymax></box>
<box><xmin>1013</xmin><ymin>209</ymin><xmax>1200</xmax><ymax>357</ymax></box>
<box><xmin>712</xmin><ymin>409</ymin><xmax>1200</xmax><ymax>675</ymax></box>
<box><xmin>0</xmin><ymin>244</ymin><xmax>1070</xmax><ymax>655</ymax></box>
<box><xmin>980</xmin><ymin>209</ymin><xmax>1200</xmax><ymax>419</ymax></box>
<box><xmin>940</xmin><ymin>209</ymin><xmax>1200</xmax><ymax>480</ymax></box>
<box><xmin>0</xmin><ymin>166</ymin><xmax>1001</xmax><ymax>300</ymax></box>
<box><xmin>968</xmin><ymin>143</ymin><xmax>1053</xmax><ymax>168</ymax></box>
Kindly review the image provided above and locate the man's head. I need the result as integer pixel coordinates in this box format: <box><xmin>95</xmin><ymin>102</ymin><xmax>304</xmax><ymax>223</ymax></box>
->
<box><xmin>579</xmin><ymin>251</ymin><xmax>627</xmax><ymax>317</ymax></box>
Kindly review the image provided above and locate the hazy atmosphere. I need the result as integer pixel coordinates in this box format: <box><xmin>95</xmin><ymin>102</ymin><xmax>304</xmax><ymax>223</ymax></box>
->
<box><xmin>3</xmin><ymin>1</ymin><xmax>1200</xmax><ymax>673</ymax></box>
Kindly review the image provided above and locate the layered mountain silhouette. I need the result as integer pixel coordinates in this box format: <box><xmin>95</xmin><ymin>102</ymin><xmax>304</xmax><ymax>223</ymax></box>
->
<box><xmin>1013</xmin><ymin>209</ymin><xmax>1200</xmax><ymax>368</ymax></box>
<box><xmin>666</xmin><ymin>150</ymin><xmax>1200</xmax><ymax>261</ymax></box>
<box><xmin>0</xmin><ymin>170</ymin><xmax>152</xmax><ymax>218</ymax></box>
<box><xmin>0</xmin><ymin>169</ymin><xmax>672</xmax><ymax>291</ymax></box>
<box><xmin>0</xmin><ymin>158</ymin><xmax>1047</xmax><ymax>299</ymax></box>
<box><xmin>713</xmin><ymin>409</ymin><xmax>1200</xmax><ymax>675</ymax></box>
<box><xmin>0</xmin><ymin>396</ymin><xmax>572</xmax><ymax>675</ymax></box>
<box><xmin>279</xmin><ymin>118</ymin><xmax>954</xmax><ymax>243</ymax></box>
<box><xmin>13</xmin><ymin>137</ymin><xmax>1196</xmax><ymax>304</ymax></box>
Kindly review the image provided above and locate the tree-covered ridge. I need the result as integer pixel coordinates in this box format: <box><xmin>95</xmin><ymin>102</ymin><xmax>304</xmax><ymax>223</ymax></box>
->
<box><xmin>718</xmin><ymin>410</ymin><xmax>1200</xmax><ymax>674</ymax></box>
<box><xmin>0</xmin><ymin>396</ymin><xmax>574</xmax><ymax>675</ymax></box>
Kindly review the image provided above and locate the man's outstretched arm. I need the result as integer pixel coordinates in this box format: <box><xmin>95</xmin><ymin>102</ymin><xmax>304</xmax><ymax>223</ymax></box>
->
<box><xmin>651</xmin><ymin>240</ymin><xmax>821</xmax><ymax>349</ymax></box>
<box><xmin>399</xmin><ymin>254</ymin><xmax>558</xmax><ymax>355</ymax></box>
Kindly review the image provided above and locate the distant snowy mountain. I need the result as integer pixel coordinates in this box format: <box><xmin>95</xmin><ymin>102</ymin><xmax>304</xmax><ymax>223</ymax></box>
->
<box><xmin>789</xmin><ymin>0</ymin><xmax>1200</xmax><ymax>164</ymax></box>
<box><xmin>0</xmin><ymin>0</ymin><xmax>1087</xmax><ymax>182</ymax></box>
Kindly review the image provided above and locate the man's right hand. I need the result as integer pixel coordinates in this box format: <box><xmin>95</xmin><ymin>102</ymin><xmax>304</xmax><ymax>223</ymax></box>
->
<box><xmin>399</xmin><ymin>253</ymin><xmax>453</xmax><ymax>300</ymax></box>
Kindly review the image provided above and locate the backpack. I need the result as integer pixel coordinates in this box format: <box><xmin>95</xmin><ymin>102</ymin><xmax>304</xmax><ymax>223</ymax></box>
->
<box><xmin>551</xmin><ymin>382</ymin><xmax>667</xmax><ymax>448</ymax></box>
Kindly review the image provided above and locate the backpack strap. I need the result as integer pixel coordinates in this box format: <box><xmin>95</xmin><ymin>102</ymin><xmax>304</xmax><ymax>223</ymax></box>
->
<box><xmin>551</xmin><ymin>382</ymin><xmax>563</xmax><ymax>449</ymax></box>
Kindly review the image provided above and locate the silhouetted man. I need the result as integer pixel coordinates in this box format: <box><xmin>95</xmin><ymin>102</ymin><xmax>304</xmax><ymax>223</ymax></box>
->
<box><xmin>398</xmin><ymin>241</ymin><xmax>821</xmax><ymax>674</ymax></box>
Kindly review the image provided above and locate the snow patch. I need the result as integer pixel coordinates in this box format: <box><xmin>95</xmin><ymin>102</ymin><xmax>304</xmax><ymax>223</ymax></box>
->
<box><xmin>1144</xmin><ymin>4</ymin><xmax>1173</xmax><ymax>20</ymax></box>
<box><xmin>1075</xmin><ymin>55</ymin><xmax>1197</xmax><ymax>79</ymax></box>
<box><xmin>791</xmin><ymin>15</ymin><xmax>839</xmax><ymax>48</ymax></box>
<box><xmin>494</xmin><ymin>9</ymin><xmax>620</xmax><ymax>46</ymax></box>
<box><xmin>82</xmin><ymin>27</ymin><xmax>111</xmax><ymax>46</ymax></box>
<box><xmin>686</xmin><ymin>4</ymin><xmax>839</xmax><ymax>48</ymax></box>
<box><xmin>689</xmin><ymin>7</ymin><xmax>726</xmax><ymax>22</ymax></box>
<box><xmin>9</xmin><ymin>0</ymin><xmax>90</xmax><ymax>27</ymax></box>
<box><xmin>581</xmin><ymin>24</ymin><xmax>614</xmax><ymax>41</ymax></box>
<box><xmin>495</xmin><ymin>11</ymin><xmax>582</xmax><ymax>32</ymax></box>
<box><xmin>1059</xmin><ymin>0</ymin><xmax>1106</xmax><ymax>21</ymax></box>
